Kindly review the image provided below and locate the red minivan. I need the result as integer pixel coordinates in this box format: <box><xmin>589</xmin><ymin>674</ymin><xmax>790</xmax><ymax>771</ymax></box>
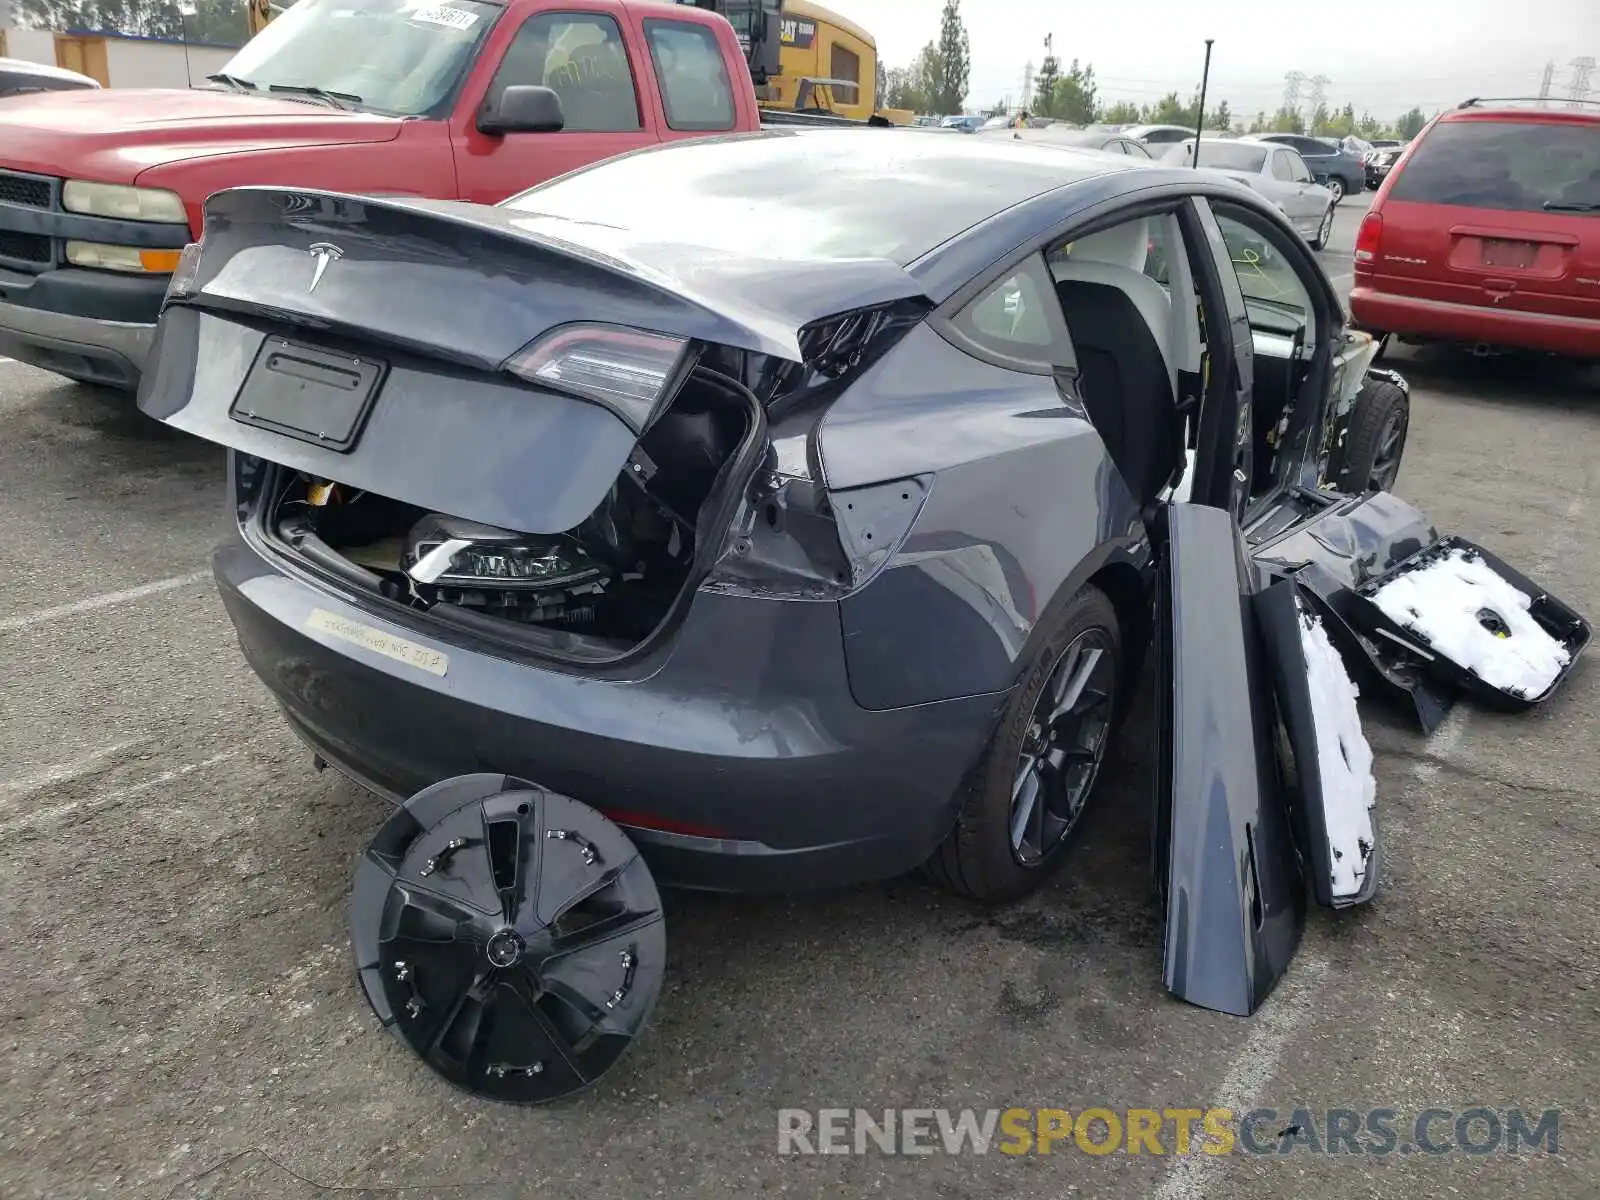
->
<box><xmin>1350</xmin><ymin>100</ymin><xmax>1600</xmax><ymax>358</ymax></box>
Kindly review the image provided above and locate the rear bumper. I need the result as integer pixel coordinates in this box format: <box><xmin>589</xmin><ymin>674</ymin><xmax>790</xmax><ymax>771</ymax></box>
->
<box><xmin>213</xmin><ymin>536</ymin><xmax>1003</xmax><ymax>893</ymax></box>
<box><xmin>0</xmin><ymin>270</ymin><xmax>164</xmax><ymax>388</ymax></box>
<box><xmin>1350</xmin><ymin>285</ymin><xmax>1600</xmax><ymax>358</ymax></box>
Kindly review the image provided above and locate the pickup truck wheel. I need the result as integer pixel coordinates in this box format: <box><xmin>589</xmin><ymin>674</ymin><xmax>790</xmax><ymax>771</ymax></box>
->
<box><xmin>1334</xmin><ymin>378</ymin><xmax>1410</xmax><ymax>494</ymax></box>
<box><xmin>923</xmin><ymin>585</ymin><xmax>1122</xmax><ymax>903</ymax></box>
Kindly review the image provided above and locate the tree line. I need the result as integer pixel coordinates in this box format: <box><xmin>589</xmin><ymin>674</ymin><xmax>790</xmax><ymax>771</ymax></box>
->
<box><xmin>882</xmin><ymin>5</ymin><xmax>1429</xmax><ymax>142</ymax></box>
<box><xmin>16</xmin><ymin>0</ymin><xmax>253</xmax><ymax>46</ymax></box>
<box><xmin>14</xmin><ymin>0</ymin><xmax>1435</xmax><ymax>141</ymax></box>
<box><xmin>880</xmin><ymin>0</ymin><xmax>972</xmax><ymax>120</ymax></box>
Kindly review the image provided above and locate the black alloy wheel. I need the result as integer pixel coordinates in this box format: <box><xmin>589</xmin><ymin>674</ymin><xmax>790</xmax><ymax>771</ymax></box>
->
<box><xmin>1009</xmin><ymin>629</ymin><xmax>1118</xmax><ymax>865</ymax></box>
<box><xmin>924</xmin><ymin>585</ymin><xmax>1123</xmax><ymax>903</ymax></box>
<box><xmin>1333</xmin><ymin>377</ymin><xmax>1410</xmax><ymax>495</ymax></box>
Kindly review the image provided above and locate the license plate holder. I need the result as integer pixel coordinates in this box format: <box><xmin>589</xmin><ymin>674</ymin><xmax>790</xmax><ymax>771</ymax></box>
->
<box><xmin>1480</xmin><ymin>238</ymin><xmax>1537</xmax><ymax>269</ymax></box>
<box><xmin>229</xmin><ymin>337</ymin><xmax>386</xmax><ymax>453</ymax></box>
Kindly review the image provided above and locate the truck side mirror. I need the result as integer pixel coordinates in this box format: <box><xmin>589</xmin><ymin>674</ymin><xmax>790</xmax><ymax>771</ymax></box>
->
<box><xmin>477</xmin><ymin>85</ymin><xmax>564</xmax><ymax>135</ymax></box>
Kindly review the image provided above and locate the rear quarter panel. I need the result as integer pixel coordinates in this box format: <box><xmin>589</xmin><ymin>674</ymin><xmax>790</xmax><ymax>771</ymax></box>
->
<box><xmin>817</xmin><ymin>325</ymin><xmax>1151</xmax><ymax>710</ymax></box>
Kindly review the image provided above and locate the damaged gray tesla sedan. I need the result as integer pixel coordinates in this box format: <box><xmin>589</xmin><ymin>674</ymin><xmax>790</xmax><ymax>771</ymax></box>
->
<box><xmin>136</xmin><ymin>129</ymin><xmax>1589</xmax><ymax>1102</ymax></box>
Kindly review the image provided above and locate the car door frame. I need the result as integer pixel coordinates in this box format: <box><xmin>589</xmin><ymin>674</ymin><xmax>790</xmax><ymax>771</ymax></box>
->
<box><xmin>1269</xmin><ymin>148</ymin><xmax>1319</xmax><ymax>224</ymax></box>
<box><xmin>447</xmin><ymin>0</ymin><xmax>666</xmax><ymax>205</ymax></box>
<box><xmin>931</xmin><ymin>192</ymin><xmax>1251</xmax><ymax>518</ymax></box>
<box><xmin>1197</xmin><ymin>192</ymin><xmax>1353</xmax><ymax>518</ymax></box>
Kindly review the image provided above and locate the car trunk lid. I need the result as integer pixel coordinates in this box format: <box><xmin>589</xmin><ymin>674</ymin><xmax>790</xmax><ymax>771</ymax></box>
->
<box><xmin>137</xmin><ymin>186</ymin><xmax>925</xmax><ymax>533</ymax></box>
<box><xmin>1366</xmin><ymin>113</ymin><xmax>1600</xmax><ymax>321</ymax></box>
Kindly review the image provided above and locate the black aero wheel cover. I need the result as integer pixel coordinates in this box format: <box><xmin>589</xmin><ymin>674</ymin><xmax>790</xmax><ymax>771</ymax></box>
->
<box><xmin>352</xmin><ymin>773</ymin><xmax>666</xmax><ymax>1104</ymax></box>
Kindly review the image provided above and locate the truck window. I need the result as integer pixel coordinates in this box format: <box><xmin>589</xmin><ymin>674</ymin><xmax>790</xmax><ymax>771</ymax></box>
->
<box><xmin>219</xmin><ymin>0</ymin><xmax>499</xmax><ymax>117</ymax></box>
<box><xmin>489</xmin><ymin>11</ymin><xmax>641</xmax><ymax>132</ymax></box>
<box><xmin>642</xmin><ymin>19</ymin><xmax>735</xmax><ymax>132</ymax></box>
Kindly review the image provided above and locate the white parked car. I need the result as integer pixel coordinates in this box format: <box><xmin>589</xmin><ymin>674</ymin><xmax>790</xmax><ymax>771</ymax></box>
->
<box><xmin>1162</xmin><ymin>137</ymin><xmax>1336</xmax><ymax>249</ymax></box>
<box><xmin>1122</xmin><ymin>122</ymin><xmax>1199</xmax><ymax>145</ymax></box>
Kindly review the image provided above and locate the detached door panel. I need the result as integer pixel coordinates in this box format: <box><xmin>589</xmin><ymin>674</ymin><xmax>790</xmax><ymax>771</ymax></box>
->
<box><xmin>1157</xmin><ymin>503</ymin><xmax>1304</xmax><ymax>1017</ymax></box>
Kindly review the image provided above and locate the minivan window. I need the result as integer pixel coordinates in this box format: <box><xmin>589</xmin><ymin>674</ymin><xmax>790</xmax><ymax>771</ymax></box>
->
<box><xmin>1388</xmin><ymin>118</ymin><xmax>1600</xmax><ymax>212</ymax></box>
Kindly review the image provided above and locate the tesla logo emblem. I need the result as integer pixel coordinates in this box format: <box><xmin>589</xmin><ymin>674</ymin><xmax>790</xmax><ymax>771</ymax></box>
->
<box><xmin>306</xmin><ymin>242</ymin><xmax>343</xmax><ymax>293</ymax></box>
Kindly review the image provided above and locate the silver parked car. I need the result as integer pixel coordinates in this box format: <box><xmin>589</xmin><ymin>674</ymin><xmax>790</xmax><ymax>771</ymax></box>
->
<box><xmin>980</xmin><ymin>125</ymin><xmax>1157</xmax><ymax>158</ymax></box>
<box><xmin>1121</xmin><ymin>122</ymin><xmax>1199</xmax><ymax>145</ymax></box>
<box><xmin>1163</xmin><ymin>137</ymin><xmax>1336</xmax><ymax>249</ymax></box>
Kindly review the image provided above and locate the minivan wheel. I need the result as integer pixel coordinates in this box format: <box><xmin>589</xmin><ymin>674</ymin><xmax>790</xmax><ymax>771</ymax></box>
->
<box><xmin>1326</xmin><ymin>176</ymin><xmax>1346</xmax><ymax>204</ymax></box>
<box><xmin>1333</xmin><ymin>378</ymin><xmax>1410</xmax><ymax>494</ymax></box>
<box><xmin>924</xmin><ymin>585</ymin><xmax>1122</xmax><ymax>903</ymax></box>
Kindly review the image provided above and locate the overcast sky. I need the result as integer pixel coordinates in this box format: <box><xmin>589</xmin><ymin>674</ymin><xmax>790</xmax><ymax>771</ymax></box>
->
<box><xmin>841</xmin><ymin>0</ymin><xmax>1598</xmax><ymax>119</ymax></box>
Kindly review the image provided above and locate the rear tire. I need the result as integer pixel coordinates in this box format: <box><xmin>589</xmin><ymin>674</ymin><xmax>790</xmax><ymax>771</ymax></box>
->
<box><xmin>1333</xmin><ymin>378</ymin><xmax>1410</xmax><ymax>494</ymax></box>
<box><xmin>923</xmin><ymin>585</ymin><xmax>1123</xmax><ymax>903</ymax></box>
<box><xmin>1326</xmin><ymin>176</ymin><xmax>1346</xmax><ymax>204</ymax></box>
<box><xmin>1310</xmin><ymin>203</ymin><xmax>1335</xmax><ymax>251</ymax></box>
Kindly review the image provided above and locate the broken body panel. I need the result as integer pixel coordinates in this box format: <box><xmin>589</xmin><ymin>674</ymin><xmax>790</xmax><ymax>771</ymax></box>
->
<box><xmin>137</xmin><ymin>170</ymin><xmax>1590</xmax><ymax>1034</ymax></box>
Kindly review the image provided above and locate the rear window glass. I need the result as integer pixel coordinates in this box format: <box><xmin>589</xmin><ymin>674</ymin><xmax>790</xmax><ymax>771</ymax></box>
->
<box><xmin>644</xmin><ymin>19</ymin><xmax>736</xmax><ymax>132</ymax></box>
<box><xmin>502</xmin><ymin>131</ymin><xmax>1109</xmax><ymax>264</ymax></box>
<box><xmin>1389</xmin><ymin>118</ymin><xmax>1600</xmax><ymax>212</ymax></box>
<box><xmin>1176</xmin><ymin>142</ymin><xmax>1267</xmax><ymax>172</ymax></box>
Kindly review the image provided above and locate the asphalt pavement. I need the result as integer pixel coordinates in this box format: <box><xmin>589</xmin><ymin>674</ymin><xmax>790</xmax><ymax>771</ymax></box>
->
<box><xmin>1</xmin><ymin>193</ymin><xmax>1598</xmax><ymax>1200</ymax></box>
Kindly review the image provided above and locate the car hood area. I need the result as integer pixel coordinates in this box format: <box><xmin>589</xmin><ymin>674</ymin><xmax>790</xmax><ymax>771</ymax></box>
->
<box><xmin>0</xmin><ymin>88</ymin><xmax>402</xmax><ymax>181</ymax></box>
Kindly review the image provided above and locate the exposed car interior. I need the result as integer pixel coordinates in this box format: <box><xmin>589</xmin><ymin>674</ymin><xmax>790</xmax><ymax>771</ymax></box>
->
<box><xmin>970</xmin><ymin>205</ymin><xmax>1329</xmax><ymax>516</ymax></box>
<box><xmin>1209</xmin><ymin>209</ymin><xmax>1323</xmax><ymax>498</ymax></box>
<box><xmin>1047</xmin><ymin>217</ymin><xmax>1195</xmax><ymax>506</ymax></box>
<box><xmin>265</xmin><ymin>366</ymin><xmax>759</xmax><ymax>657</ymax></box>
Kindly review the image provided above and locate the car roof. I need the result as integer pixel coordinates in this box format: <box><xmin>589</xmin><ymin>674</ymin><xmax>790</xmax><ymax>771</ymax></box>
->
<box><xmin>506</xmin><ymin>125</ymin><xmax>1273</xmax><ymax>308</ymax></box>
<box><xmin>1012</xmin><ymin>128</ymin><xmax>1120</xmax><ymax>146</ymax></box>
<box><xmin>0</xmin><ymin>56</ymin><xmax>100</xmax><ymax>86</ymax></box>
<box><xmin>1439</xmin><ymin>100</ymin><xmax>1600</xmax><ymax>125</ymax></box>
<box><xmin>509</xmin><ymin>127</ymin><xmax>1152</xmax><ymax>266</ymax></box>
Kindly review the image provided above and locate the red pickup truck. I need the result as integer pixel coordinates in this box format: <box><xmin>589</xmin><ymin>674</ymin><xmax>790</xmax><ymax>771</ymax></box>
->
<box><xmin>0</xmin><ymin>0</ymin><xmax>765</xmax><ymax>391</ymax></box>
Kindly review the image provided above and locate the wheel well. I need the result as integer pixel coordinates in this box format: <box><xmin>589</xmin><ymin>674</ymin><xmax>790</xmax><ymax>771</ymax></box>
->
<box><xmin>1090</xmin><ymin>560</ymin><xmax>1153</xmax><ymax>712</ymax></box>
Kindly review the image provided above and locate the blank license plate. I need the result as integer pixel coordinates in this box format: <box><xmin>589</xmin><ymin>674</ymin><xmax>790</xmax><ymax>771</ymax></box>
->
<box><xmin>1480</xmin><ymin>239</ymin><xmax>1538</xmax><ymax>269</ymax></box>
<box><xmin>229</xmin><ymin>337</ymin><xmax>386</xmax><ymax>452</ymax></box>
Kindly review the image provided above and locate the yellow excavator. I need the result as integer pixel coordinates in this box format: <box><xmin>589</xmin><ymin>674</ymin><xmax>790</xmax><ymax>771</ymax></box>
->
<box><xmin>248</xmin><ymin>0</ymin><xmax>910</xmax><ymax>124</ymax></box>
<box><xmin>677</xmin><ymin>0</ymin><xmax>910</xmax><ymax>124</ymax></box>
<box><xmin>246</xmin><ymin>0</ymin><xmax>281</xmax><ymax>36</ymax></box>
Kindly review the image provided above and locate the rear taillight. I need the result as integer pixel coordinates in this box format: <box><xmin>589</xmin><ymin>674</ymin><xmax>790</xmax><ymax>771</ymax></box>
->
<box><xmin>1354</xmin><ymin>211</ymin><xmax>1383</xmax><ymax>267</ymax></box>
<box><xmin>503</xmin><ymin>323</ymin><xmax>690</xmax><ymax>432</ymax></box>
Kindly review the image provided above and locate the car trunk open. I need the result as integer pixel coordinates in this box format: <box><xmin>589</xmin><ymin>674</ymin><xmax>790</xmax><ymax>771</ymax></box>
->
<box><xmin>136</xmin><ymin>188</ymin><xmax>869</xmax><ymax>660</ymax></box>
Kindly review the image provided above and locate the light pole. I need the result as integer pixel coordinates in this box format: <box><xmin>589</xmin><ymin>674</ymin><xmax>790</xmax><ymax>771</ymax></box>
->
<box><xmin>1192</xmin><ymin>38</ymin><xmax>1214</xmax><ymax>166</ymax></box>
<box><xmin>179</xmin><ymin>0</ymin><xmax>197</xmax><ymax>88</ymax></box>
